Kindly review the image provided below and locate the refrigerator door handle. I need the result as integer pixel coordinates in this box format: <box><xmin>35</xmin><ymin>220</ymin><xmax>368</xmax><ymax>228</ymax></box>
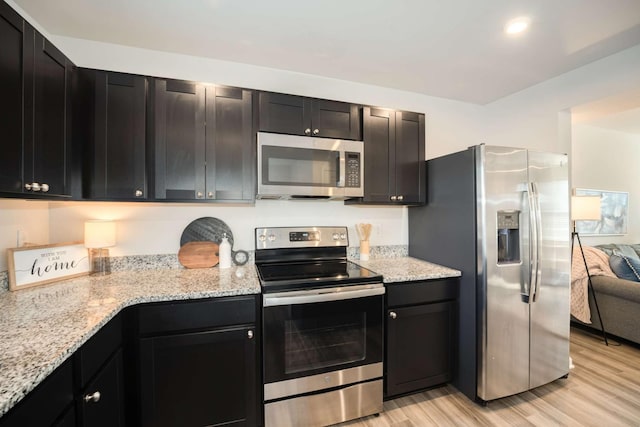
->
<box><xmin>531</xmin><ymin>181</ymin><xmax>542</xmax><ymax>302</ymax></box>
<box><xmin>525</xmin><ymin>182</ymin><xmax>538</xmax><ymax>304</ymax></box>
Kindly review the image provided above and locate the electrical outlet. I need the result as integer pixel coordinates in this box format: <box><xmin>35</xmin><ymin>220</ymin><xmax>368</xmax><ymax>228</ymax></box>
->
<box><xmin>17</xmin><ymin>229</ymin><xmax>27</xmax><ymax>247</ymax></box>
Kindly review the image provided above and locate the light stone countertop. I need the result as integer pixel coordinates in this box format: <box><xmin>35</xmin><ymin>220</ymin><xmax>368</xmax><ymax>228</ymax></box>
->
<box><xmin>0</xmin><ymin>266</ymin><xmax>260</xmax><ymax>418</ymax></box>
<box><xmin>0</xmin><ymin>255</ymin><xmax>460</xmax><ymax>418</ymax></box>
<box><xmin>352</xmin><ymin>256</ymin><xmax>461</xmax><ymax>283</ymax></box>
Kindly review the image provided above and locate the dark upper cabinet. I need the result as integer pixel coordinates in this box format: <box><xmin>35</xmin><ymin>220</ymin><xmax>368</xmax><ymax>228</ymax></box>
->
<box><xmin>258</xmin><ymin>92</ymin><xmax>361</xmax><ymax>140</ymax></box>
<box><xmin>385</xmin><ymin>279</ymin><xmax>458</xmax><ymax>398</ymax></box>
<box><xmin>153</xmin><ymin>79</ymin><xmax>254</xmax><ymax>201</ymax></box>
<box><xmin>361</xmin><ymin>107</ymin><xmax>425</xmax><ymax>205</ymax></box>
<box><xmin>206</xmin><ymin>86</ymin><xmax>254</xmax><ymax>201</ymax></box>
<box><xmin>0</xmin><ymin>3</ymin><xmax>72</xmax><ymax>198</ymax></box>
<box><xmin>78</xmin><ymin>69</ymin><xmax>148</xmax><ymax>200</ymax></box>
<box><xmin>0</xmin><ymin>2</ymin><xmax>24</xmax><ymax>194</ymax></box>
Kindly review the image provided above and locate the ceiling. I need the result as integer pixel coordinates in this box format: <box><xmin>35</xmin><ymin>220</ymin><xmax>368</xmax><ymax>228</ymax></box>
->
<box><xmin>12</xmin><ymin>0</ymin><xmax>640</xmax><ymax>105</ymax></box>
<box><xmin>572</xmin><ymin>89</ymin><xmax>640</xmax><ymax>135</ymax></box>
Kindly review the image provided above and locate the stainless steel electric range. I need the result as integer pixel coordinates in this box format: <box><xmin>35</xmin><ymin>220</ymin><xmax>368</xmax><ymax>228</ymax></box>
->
<box><xmin>255</xmin><ymin>226</ymin><xmax>384</xmax><ymax>427</ymax></box>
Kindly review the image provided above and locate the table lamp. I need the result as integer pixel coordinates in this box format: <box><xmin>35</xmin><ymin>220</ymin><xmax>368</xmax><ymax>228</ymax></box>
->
<box><xmin>84</xmin><ymin>220</ymin><xmax>116</xmax><ymax>275</ymax></box>
<box><xmin>571</xmin><ymin>195</ymin><xmax>607</xmax><ymax>345</ymax></box>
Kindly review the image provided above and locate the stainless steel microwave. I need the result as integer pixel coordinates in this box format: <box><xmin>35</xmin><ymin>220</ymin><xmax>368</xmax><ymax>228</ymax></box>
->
<box><xmin>257</xmin><ymin>132</ymin><xmax>364</xmax><ymax>200</ymax></box>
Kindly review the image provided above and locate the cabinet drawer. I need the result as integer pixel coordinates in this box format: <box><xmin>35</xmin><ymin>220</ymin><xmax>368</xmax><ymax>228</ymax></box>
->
<box><xmin>138</xmin><ymin>296</ymin><xmax>256</xmax><ymax>335</ymax></box>
<box><xmin>387</xmin><ymin>278</ymin><xmax>458</xmax><ymax>307</ymax></box>
<box><xmin>76</xmin><ymin>314</ymin><xmax>122</xmax><ymax>387</ymax></box>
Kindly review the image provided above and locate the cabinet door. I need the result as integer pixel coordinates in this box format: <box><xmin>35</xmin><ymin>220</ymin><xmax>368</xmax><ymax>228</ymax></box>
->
<box><xmin>91</xmin><ymin>71</ymin><xmax>147</xmax><ymax>200</ymax></box>
<box><xmin>24</xmin><ymin>29</ymin><xmax>70</xmax><ymax>196</ymax></box>
<box><xmin>139</xmin><ymin>326</ymin><xmax>257</xmax><ymax>427</ymax></box>
<box><xmin>0</xmin><ymin>3</ymin><xmax>24</xmax><ymax>193</ymax></box>
<box><xmin>153</xmin><ymin>79</ymin><xmax>206</xmax><ymax>200</ymax></box>
<box><xmin>258</xmin><ymin>92</ymin><xmax>309</xmax><ymax>136</ymax></box>
<box><xmin>386</xmin><ymin>301</ymin><xmax>455</xmax><ymax>397</ymax></box>
<box><xmin>362</xmin><ymin>107</ymin><xmax>394</xmax><ymax>203</ymax></box>
<box><xmin>394</xmin><ymin>111</ymin><xmax>425</xmax><ymax>204</ymax></box>
<box><xmin>206</xmin><ymin>86</ymin><xmax>254</xmax><ymax>201</ymax></box>
<box><xmin>79</xmin><ymin>349</ymin><xmax>125</xmax><ymax>427</ymax></box>
<box><xmin>311</xmin><ymin>99</ymin><xmax>361</xmax><ymax>140</ymax></box>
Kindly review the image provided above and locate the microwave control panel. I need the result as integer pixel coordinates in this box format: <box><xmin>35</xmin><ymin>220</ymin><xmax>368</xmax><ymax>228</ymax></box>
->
<box><xmin>346</xmin><ymin>152</ymin><xmax>361</xmax><ymax>188</ymax></box>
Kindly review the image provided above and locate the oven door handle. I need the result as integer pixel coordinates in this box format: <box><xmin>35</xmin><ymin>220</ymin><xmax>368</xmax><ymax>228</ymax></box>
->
<box><xmin>263</xmin><ymin>284</ymin><xmax>385</xmax><ymax>307</ymax></box>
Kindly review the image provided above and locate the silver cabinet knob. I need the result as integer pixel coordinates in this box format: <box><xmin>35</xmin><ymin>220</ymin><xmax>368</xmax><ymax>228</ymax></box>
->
<box><xmin>41</xmin><ymin>183</ymin><xmax>49</xmax><ymax>192</ymax></box>
<box><xmin>304</xmin><ymin>128</ymin><xmax>311</xmax><ymax>135</ymax></box>
<box><xmin>25</xmin><ymin>183</ymin><xmax>32</xmax><ymax>191</ymax></box>
<box><xmin>389</xmin><ymin>311</ymin><xmax>397</xmax><ymax>319</ymax></box>
<box><xmin>397</xmin><ymin>195</ymin><xmax>404</xmax><ymax>201</ymax></box>
<box><xmin>390</xmin><ymin>195</ymin><xmax>397</xmax><ymax>201</ymax></box>
<box><xmin>135</xmin><ymin>189</ymin><xmax>143</xmax><ymax>197</ymax></box>
<box><xmin>84</xmin><ymin>391</ymin><xmax>101</xmax><ymax>403</ymax></box>
<box><xmin>196</xmin><ymin>192</ymin><xmax>204</xmax><ymax>199</ymax></box>
<box><xmin>207</xmin><ymin>192</ymin><xmax>214</xmax><ymax>199</ymax></box>
<box><xmin>31</xmin><ymin>182</ymin><xmax>41</xmax><ymax>192</ymax></box>
<box><xmin>247</xmin><ymin>330</ymin><xmax>254</xmax><ymax>339</ymax></box>
<box><xmin>312</xmin><ymin>128</ymin><xmax>319</xmax><ymax>135</ymax></box>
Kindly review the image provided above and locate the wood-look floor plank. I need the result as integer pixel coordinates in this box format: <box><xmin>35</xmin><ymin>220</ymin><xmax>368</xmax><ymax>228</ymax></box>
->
<box><xmin>335</xmin><ymin>327</ymin><xmax>640</xmax><ymax>426</ymax></box>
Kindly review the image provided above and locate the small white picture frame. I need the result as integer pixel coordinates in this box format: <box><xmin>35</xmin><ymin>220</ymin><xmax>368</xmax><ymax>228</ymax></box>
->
<box><xmin>7</xmin><ymin>242</ymin><xmax>90</xmax><ymax>291</ymax></box>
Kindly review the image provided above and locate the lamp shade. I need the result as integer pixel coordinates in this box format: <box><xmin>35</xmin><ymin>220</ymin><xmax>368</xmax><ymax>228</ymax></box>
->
<box><xmin>571</xmin><ymin>196</ymin><xmax>601</xmax><ymax>221</ymax></box>
<box><xmin>84</xmin><ymin>220</ymin><xmax>116</xmax><ymax>248</ymax></box>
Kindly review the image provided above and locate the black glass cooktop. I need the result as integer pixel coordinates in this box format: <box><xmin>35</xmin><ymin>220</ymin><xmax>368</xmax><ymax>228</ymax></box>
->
<box><xmin>256</xmin><ymin>260</ymin><xmax>382</xmax><ymax>292</ymax></box>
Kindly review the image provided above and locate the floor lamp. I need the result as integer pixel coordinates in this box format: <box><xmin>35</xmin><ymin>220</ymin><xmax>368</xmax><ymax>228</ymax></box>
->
<box><xmin>571</xmin><ymin>195</ymin><xmax>608</xmax><ymax>346</ymax></box>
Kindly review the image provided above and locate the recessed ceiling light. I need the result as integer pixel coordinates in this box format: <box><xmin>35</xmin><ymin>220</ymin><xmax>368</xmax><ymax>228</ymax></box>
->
<box><xmin>505</xmin><ymin>17</ymin><xmax>530</xmax><ymax>35</ymax></box>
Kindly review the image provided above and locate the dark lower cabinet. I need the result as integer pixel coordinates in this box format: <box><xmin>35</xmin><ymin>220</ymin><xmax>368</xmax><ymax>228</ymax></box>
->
<box><xmin>134</xmin><ymin>296</ymin><xmax>259</xmax><ymax>427</ymax></box>
<box><xmin>0</xmin><ymin>358</ymin><xmax>74</xmax><ymax>427</ymax></box>
<box><xmin>258</xmin><ymin>91</ymin><xmax>361</xmax><ymax>140</ymax></box>
<box><xmin>385</xmin><ymin>279</ymin><xmax>458</xmax><ymax>398</ymax></box>
<box><xmin>78</xmin><ymin>349</ymin><xmax>125</xmax><ymax>427</ymax></box>
<box><xmin>361</xmin><ymin>107</ymin><xmax>425</xmax><ymax>205</ymax></box>
<box><xmin>139</xmin><ymin>326</ymin><xmax>256</xmax><ymax>427</ymax></box>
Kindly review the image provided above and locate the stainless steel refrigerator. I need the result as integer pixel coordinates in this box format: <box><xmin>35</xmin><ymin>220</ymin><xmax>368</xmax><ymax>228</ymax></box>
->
<box><xmin>409</xmin><ymin>145</ymin><xmax>570</xmax><ymax>403</ymax></box>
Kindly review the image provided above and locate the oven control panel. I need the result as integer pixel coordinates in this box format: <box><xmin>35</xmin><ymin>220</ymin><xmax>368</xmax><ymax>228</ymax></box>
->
<box><xmin>256</xmin><ymin>226</ymin><xmax>348</xmax><ymax>250</ymax></box>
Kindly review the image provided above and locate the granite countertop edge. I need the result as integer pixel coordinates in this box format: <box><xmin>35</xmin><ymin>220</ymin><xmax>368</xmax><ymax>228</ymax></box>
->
<box><xmin>0</xmin><ymin>256</ymin><xmax>460</xmax><ymax>418</ymax></box>
<box><xmin>0</xmin><ymin>267</ymin><xmax>261</xmax><ymax>418</ymax></box>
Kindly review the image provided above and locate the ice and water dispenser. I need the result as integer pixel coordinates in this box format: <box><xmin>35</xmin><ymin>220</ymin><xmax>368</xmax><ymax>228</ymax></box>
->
<box><xmin>497</xmin><ymin>210</ymin><xmax>520</xmax><ymax>264</ymax></box>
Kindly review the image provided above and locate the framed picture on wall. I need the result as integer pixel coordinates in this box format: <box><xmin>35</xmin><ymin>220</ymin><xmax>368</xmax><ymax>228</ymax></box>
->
<box><xmin>575</xmin><ymin>188</ymin><xmax>628</xmax><ymax>236</ymax></box>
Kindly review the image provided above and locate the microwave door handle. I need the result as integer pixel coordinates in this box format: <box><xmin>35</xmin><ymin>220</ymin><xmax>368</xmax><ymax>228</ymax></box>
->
<box><xmin>337</xmin><ymin>151</ymin><xmax>346</xmax><ymax>188</ymax></box>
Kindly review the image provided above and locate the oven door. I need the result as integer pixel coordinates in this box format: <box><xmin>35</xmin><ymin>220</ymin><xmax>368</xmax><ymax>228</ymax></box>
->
<box><xmin>263</xmin><ymin>284</ymin><xmax>384</xmax><ymax>389</ymax></box>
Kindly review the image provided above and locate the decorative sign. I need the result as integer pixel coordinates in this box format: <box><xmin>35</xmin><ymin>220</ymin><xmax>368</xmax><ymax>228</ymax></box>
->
<box><xmin>575</xmin><ymin>188</ymin><xmax>629</xmax><ymax>236</ymax></box>
<box><xmin>7</xmin><ymin>242</ymin><xmax>90</xmax><ymax>291</ymax></box>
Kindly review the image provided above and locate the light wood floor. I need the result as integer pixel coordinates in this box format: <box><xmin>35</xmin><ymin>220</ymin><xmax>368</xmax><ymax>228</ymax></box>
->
<box><xmin>338</xmin><ymin>327</ymin><xmax>640</xmax><ymax>426</ymax></box>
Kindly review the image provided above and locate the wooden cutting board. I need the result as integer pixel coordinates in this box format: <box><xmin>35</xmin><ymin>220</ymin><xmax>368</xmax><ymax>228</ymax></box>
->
<box><xmin>178</xmin><ymin>241</ymin><xmax>219</xmax><ymax>269</ymax></box>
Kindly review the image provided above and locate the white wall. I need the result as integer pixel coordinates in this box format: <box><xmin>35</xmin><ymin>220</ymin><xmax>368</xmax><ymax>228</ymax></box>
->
<box><xmin>571</xmin><ymin>124</ymin><xmax>640</xmax><ymax>246</ymax></box>
<box><xmin>0</xmin><ymin>200</ymin><xmax>50</xmax><ymax>271</ymax></box>
<box><xmin>47</xmin><ymin>201</ymin><xmax>406</xmax><ymax>257</ymax></box>
<box><xmin>35</xmin><ymin>36</ymin><xmax>486</xmax><ymax>259</ymax></box>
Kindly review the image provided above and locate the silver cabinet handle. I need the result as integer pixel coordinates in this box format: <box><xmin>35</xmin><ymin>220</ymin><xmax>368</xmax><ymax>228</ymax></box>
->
<box><xmin>41</xmin><ymin>183</ymin><xmax>49</xmax><ymax>192</ymax></box>
<box><xmin>313</xmin><ymin>128</ymin><xmax>319</xmax><ymax>135</ymax></box>
<box><xmin>397</xmin><ymin>195</ymin><xmax>404</xmax><ymax>201</ymax></box>
<box><xmin>31</xmin><ymin>182</ymin><xmax>41</xmax><ymax>192</ymax></box>
<box><xmin>304</xmin><ymin>128</ymin><xmax>311</xmax><ymax>135</ymax></box>
<box><xmin>25</xmin><ymin>183</ymin><xmax>32</xmax><ymax>191</ymax></box>
<box><xmin>207</xmin><ymin>192</ymin><xmax>214</xmax><ymax>199</ymax></box>
<box><xmin>390</xmin><ymin>195</ymin><xmax>397</xmax><ymax>201</ymax></box>
<box><xmin>84</xmin><ymin>391</ymin><xmax>101</xmax><ymax>403</ymax></box>
<box><xmin>135</xmin><ymin>189</ymin><xmax>143</xmax><ymax>197</ymax></box>
<box><xmin>247</xmin><ymin>330</ymin><xmax>254</xmax><ymax>339</ymax></box>
<box><xmin>389</xmin><ymin>311</ymin><xmax>397</xmax><ymax>319</ymax></box>
<box><xmin>196</xmin><ymin>192</ymin><xmax>204</xmax><ymax>199</ymax></box>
